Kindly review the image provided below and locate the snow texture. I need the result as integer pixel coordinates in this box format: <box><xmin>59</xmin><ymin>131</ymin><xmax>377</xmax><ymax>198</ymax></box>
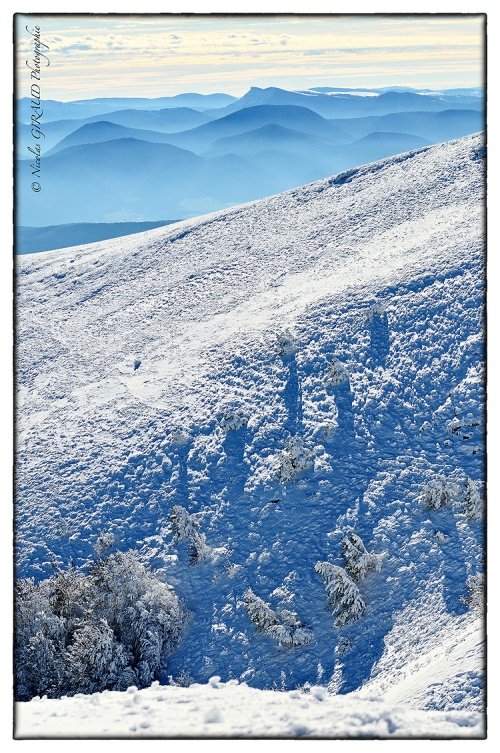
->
<box><xmin>15</xmin><ymin>133</ymin><xmax>485</xmax><ymax>736</ymax></box>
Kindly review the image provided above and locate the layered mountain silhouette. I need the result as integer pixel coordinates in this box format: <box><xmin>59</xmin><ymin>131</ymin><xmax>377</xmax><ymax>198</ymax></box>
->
<box><xmin>15</xmin><ymin>85</ymin><xmax>484</xmax><ymax>238</ymax></box>
<box><xmin>208</xmin><ymin>86</ymin><xmax>484</xmax><ymax>119</ymax></box>
<box><xmin>16</xmin><ymin>92</ymin><xmax>236</xmax><ymax>123</ymax></box>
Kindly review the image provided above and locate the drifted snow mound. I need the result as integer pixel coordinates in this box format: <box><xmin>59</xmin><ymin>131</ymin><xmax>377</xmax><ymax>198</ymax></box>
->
<box><xmin>16</xmin><ymin>134</ymin><xmax>484</xmax><ymax>708</ymax></box>
<box><xmin>15</xmin><ymin>677</ymin><xmax>484</xmax><ymax>739</ymax></box>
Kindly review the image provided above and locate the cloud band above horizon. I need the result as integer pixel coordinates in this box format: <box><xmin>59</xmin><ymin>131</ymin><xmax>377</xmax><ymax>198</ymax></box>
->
<box><xmin>15</xmin><ymin>14</ymin><xmax>485</xmax><ymax>101</ymax></box>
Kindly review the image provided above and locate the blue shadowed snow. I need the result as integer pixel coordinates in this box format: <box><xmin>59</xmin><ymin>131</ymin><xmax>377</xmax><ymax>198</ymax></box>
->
<box><xmin>16</xmin><ymin>133</ymin><xmax>484</xmax><ymax>711</ymax></box>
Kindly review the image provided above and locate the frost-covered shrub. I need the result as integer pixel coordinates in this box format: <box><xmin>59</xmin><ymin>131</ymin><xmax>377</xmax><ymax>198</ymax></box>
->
<box><xmin>90</xmin><ymin>552</ymin><xmax>188</xmax><ymax>688</ymax></box>
<box><xmin>169</xmin><ymin>505</ymin><xmax>211</xmax><ymax>564</ymax></box>
<box><xmin>315</xmin><ymin>561</ymin><xmax>366</xmax><ymax>627</ymax></box>
<box><xmin>461</xmin><ymin>478</ymin><xmax>483</xmax><ymax>522</ymax></box>
<box><xmin>421</xmin><ymin>475</ymin><xmax>451</xmax><ymax>510</ymax></box>
<box><xmin>244</xmin><ymin>590</ymin><xmax>313</xmax><ymax>647</ymax></box>
<box><xmin>368</xmin><ymin>301</ymin><xmax>385</xmax><ymax>319</ymax></box>
<box><xmin>14</xmin><ymin>552</ymin><xmax>188</xmax><ymax>701</ymax></box>
<box><xmin>276</xmin><ymin>329</ymin><xmax>298</xmax><ymax>356</ymax></box>
<box><xmin>327</xmin><ymin>358</ymin><xmax>349</xmax><ymax>386</ymax></box>
<box><xmin>220</xmin><ymin>411</ymin><xmax>247</xmax><ymax>432</ymax></box>
<box><xmin>65</xmin><ymin>618</ymin><xmax>132</xmax><ymax>695</ymax></box>
<box><xmin>94</xmin><ymin>531</ymin><xmax>115</xmax><ymax>558</ymax></box>
<box><xmin>275</xmin><ymin>436</ymin><xmax>312</xmax><ymax>483</ymax></box>
<box><xmin>168</xmin><ymin>669</ymin><xmax>195</xmax><ymax>687</ymax></box>
<box><xmin>244</xmin><ymin>588</ymin><xmax>278</xmax><ymax>631</ymax></box>
<box><xmin>341</xmin><ymin>531</ymin><xmax>384</xmax><ymax>581</ymax></box>
<box><xmin>170</xmin><ymin>505</ymin><xmax>199</xmax><ymax>542</ymax></box>
<box><xmin>461</xmin><ymin>572</ymin><xmax>484</xmax><ymax>613</ymax></box>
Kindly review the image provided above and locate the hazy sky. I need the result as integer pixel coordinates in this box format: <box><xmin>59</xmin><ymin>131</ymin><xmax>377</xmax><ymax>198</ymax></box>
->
<box><xmin>15</xmin><ymin>14</ymin><xmax>485</xmax><ymax>100</ymax></box>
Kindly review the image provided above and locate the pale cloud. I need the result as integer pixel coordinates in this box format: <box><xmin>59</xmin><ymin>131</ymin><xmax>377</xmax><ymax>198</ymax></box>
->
<box><xmin>15</xmin><ymin>14</ymin><xmax>484</xmax><ymax>99</ymax></box>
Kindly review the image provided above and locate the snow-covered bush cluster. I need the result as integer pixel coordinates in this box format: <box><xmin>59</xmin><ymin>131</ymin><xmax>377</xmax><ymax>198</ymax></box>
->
<box><xmin>341</xmin><ymin>531</ymin><xmax>384</xmax><ymax>581</ymax></box>
<box><xmin>275</xmin><ymin>436</ymin><xmax>312</xmax><ymax>483</ymax></box>
<box><xmin>276</xmin><ymin>329</ymin><xmax>298</xmax><ymax>356</ymax></box>
<box><xmin>461</xmin><ymin>572</ymin><xmax>484</xmax><ymax>613</ymax></box>
<box><xmin>220</xmin><ymin>410</ymin><xmax>247</xmax><ymax>432</ymax></box>
<box><xmin>170</xmin><ymin>505</ymin><xmax>211</xmax><ymax>564</ymax></box>
<box><xmin>315</xmin><ymin>562</ymin><xmax>366</xmax><ymax>627</ymax></box>
<box><xmin>461</xmin><ymin>478</ymin><xmax>483</xmax><ymax>522</ymax></box>
<box><xmin>367</xmin><ymin>300</ymin><xmax>385</xmax><ymax>319</ymax></box>
<box><xmin>327</xmin><ymin>358</ymin><xmax>349</xmax><ymax>387</ymax></box>
<box><xmin>15</xmin><ymin>551</ymin><xmax>188</xmax><ymax>701</ymax></box>
<box><xmin>421</xmin><ymin>475</ymin><xmax>451</xmax><ymax>510</ymax></box>
<box><xmin>243</xmin><ymin>589</ymin><xmax>313</xmax><ymax>647</ymax></box>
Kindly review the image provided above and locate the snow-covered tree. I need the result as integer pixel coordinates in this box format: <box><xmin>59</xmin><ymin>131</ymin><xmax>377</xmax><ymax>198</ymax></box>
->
<box><xmin>65</xmin><ymin>618</ymin><xmax>132</xmax><ymax>695</ymax></box>
<box><xmin>94</xmin><ymin>531</ymin><xmax>115</xmax><ymax>558</ymax></box>
<box><xmin>327</xmin><ymin>358</ymin><xmax>349</xmax><ymax>386</ymax></box>
<box><xmin>341</xmin><ymin>531</ymin><xmax>384</xmax><ymax>581</ymax></box>
<box><xmin>243</xmin><ymin>590</ymin><xmax>313</xmax><ymax>647</ymax></box>
<box><xmin>220</xmin><ymin>410</ymin><xmax>247</xmax><ymax>432</ymax></box>
<box><xmin>276</xmin><ymin>329</ymin><xmax>298</xmax><ymax>356</ymax></box>
<box><xmin>170</xmin><ymin>505</ymin><xmax>199</xmax><ymax>542</ymax></box>
<box><xmin>275</xmin><ymin>436</ymin><xmax>312</xmax><ymax>483</ymax></box>
<box><xmin>243</xmin><ymin>588</ymin><xmax>278</xmax><ymax>631</ymax></box>
<box><xmin>461</xmin><ymin>572</ymin><xmax>484</xmax><ymax>613</ymax></box>
<box><xmin>462</xmin><ymin>477</ymin><xmax>483</xmax><ymax>522</ymax></box>
<box><xmin>421</xmin><ymin>475</ymin><xmax>450</xmax><ymax>510</ymax></box>
<box><xmin>14</xmin><ymin>551</ymin><xmax>188</xmax><ymax>701</ymax></box>
<box><xmin>169</xmin><ymin>505</ymin><xmax>211</xmax><ymax>564</ymax></box>
<box><xmin>315</xmin><ymin>561</ymin><xmax>366</xmax><ymax>627</ymax></box>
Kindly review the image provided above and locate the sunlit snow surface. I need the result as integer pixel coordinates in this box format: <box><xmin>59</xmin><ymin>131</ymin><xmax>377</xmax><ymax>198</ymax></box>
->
<box><xmin>15</xmin><ymin>133</ymin><xmax>485</xmax><ymax>736</ymax></box>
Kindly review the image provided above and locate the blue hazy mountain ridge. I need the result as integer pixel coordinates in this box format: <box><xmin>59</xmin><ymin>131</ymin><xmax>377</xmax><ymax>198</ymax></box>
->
<box><xmin>331</xmin><ymin>109</ymin><xmax>485</xmax><ymax>143</ymax></box>
<box><xmin>16</xmin><ymin>221</ymin><xmax>180</xmax><ymax>255</ymax></box>
<box><xmin>16</xmin><ymin>137</ymin><xmax>281</xmax><ymax>225</ymax></box>
<box><xmin>158</xmin><ymin>105</ymin><xmax>353</xmax><ymax>153</ymax></box>
<box><xmin>203</xmin><ymin>123</ymin><xmax>343</xmax><ymax>157</ymax></box>
<box><xmin>17</xmin><ymin>126</ymin><xmax>433</xmax><ymax>228</ymax></box>
<box><xmin>82</xmin><ymin>106</ymin><xmax>214</xmax><ymax>131</ymax></box>
<box><xmin>207</xmin><ymin>86</ymin><xmax>484</xmax><ymax>119</ymax></box>
<box><xmin>43</xmin><ymin>121</ymin><xmax>196</xmax><ymax>156</ymax></box>
<box><xmin>16</xmin><ymin>87</ymin><xmax>485</xmax><ymax>239</ymax></box>
<box><xmin>204</xmin><ymin>124</ymin><xmax>430</xmax><ymax>162</ymax></box>
<box><xmin>16</xmin><ymin>107</ymin><xmax>214</xmax><ymax>156</ymax></box>
<box><xmin>16</xmin><ymin>92</ymin><xmax>236</xmax><ymax>123</ymax></box>
<box><xmin>16</xmin><ymin>133</ymin><xmax>484</xmax><ymax>701</ymax></box>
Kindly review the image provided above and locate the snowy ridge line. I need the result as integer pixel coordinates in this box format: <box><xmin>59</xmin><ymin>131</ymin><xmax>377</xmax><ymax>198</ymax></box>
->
<box><xmin>18</xmin><ymin>131</ymin><xmax>482</xmax><ymax>264</ymax></box>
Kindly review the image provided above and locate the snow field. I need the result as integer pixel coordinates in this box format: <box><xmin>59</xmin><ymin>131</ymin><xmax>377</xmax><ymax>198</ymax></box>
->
<box><xmin>15</xmin><ymin>133</ymin><xmax>485</xmax><ymax>731</ymax></box>
<box><xmin>16</xmin><ymin>677</ymin><xmax>484</xmax><ymax>739</ymax></box>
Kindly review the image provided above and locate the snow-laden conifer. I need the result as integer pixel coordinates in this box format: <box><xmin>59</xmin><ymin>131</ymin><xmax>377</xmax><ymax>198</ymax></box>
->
<box><xmin>462</xmin><ymin>477</ymin><xmax>483</xmax><ymax>522</ymax></box>
<box><xmin>341</xmin><ymin>531</ymin><xmax>384</xmax><ymax>581</ymax></box>
<box><xmin>461</xmin><ymin>572</ymin><xmax>484</xmax><ymax>613</ymax></box>
<box><xmin>169</xmin><ymin>505</ymin><xmax>211</xmax><ymax>564</ymax></box>
<box><xmin>315</xmin><ymin>561</ymin><xmax>366</xmax><ymax>627</ymax></box>
<box><xmin>244</xmin><ymin>588</ymin><xmax>278</xmax><ymax>631</ymax></box>
<box><xmin>275</xmin><ymin>436</ymin><xmax>312</xmax><ymax>483</ymax></box>
<box><xmin>421</xmin><ymin>475</ymin><xmax>450</xmax><ymax>510</ymax></box>
<box><xmin>327</xmin><ymin>358</ymin><xmax>349</xmax><ymax>386</ymax></box>
<box><xmin>276</xmin><ymin>329</ymin><xmax>298</xmax><ymax>356</ymax></box>
<box><xmin>243</xmin><ymin>589</ymin><xmax>313</xmax><ymax>647</ymax></box>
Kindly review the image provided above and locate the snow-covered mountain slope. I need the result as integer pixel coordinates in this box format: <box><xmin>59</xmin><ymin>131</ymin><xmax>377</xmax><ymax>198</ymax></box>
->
<box><xmin>16</xmin><ymin>133</ymin><xmax>485</xmax><ymax>707</ymax></box>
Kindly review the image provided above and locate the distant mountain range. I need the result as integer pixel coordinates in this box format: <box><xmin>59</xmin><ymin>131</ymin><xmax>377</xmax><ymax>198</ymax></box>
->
<box><xmin>206</xmin><ymin>86</ymin><xmax>484</xmax><ymax>119</ymax></box>
<box><xmin>16</xmin><ymin>92</ymin><xmax>237</xmax><ymax>123</ymax></box>
<box><xmin>15</xmin><ymin>85</ymin><xmax>484</xmax><ymax>247</ymax></box>
<box><xmin>16</xmin><ymin>221</ymin><xmax>180</xmax><ymax>255</ymax></box>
